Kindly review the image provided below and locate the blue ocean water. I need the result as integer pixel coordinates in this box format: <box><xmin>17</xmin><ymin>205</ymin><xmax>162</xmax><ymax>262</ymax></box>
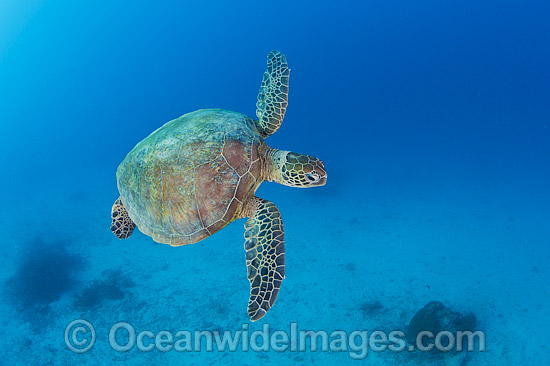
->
<box><xmin>1</xmin><ymin>0</ymin><xmax>549</xmax><ymax>365</ymax></box>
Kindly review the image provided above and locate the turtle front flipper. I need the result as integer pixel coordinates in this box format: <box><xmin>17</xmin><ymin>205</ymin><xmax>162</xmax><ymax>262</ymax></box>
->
<box><xmin>242</xmin><ymin>197</ymin><xmax>285</xmax><ymax>321</ymax></box>
<box><xmin>255</xmin><ymin>50</ymin><xmax>290</xmax><ymax>138</ymax></box>
<box><xmin>111</xmin><ymin>197</ymin><xmax>136</xmax><ymax>239</ymax></box>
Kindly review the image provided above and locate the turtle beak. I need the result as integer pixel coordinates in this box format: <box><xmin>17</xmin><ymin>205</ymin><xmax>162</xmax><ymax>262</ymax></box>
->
<box><xmin>317</xmin><ymin>160</ymin><xmax>328</xmax><ymax>186</ymax></box>
<box><xmin>313</xmin><ymin>161</ymin><xmax>327</xmax><ymax>186</ymax></box>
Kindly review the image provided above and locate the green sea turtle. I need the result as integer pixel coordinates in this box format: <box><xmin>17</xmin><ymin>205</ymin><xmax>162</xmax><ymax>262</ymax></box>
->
<box><xmin>111</xmin><ymin>51</ymin><xmax>327</xmax><ymax>321</ymax></box>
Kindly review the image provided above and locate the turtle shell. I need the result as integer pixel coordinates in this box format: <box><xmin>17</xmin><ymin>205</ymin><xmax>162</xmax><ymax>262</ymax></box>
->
<box><xmin>116</xmin><ymin>109</ymin><xmax>264</xmax><ymax>246</ymax></box>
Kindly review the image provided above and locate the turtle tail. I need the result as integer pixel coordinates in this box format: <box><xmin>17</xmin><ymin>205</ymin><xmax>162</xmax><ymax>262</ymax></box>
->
<box><xmin>111</xmin><ymin>197</ymin><xmax>136</xmax><ymax>239</ymax></box>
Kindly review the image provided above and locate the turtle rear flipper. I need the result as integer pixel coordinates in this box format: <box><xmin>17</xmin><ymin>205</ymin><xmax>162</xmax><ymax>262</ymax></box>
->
<box><xmin>111</xmin><ymin>197</ymin><xmax>136</xmax><ymax>239</ymax></box>
<box><xmin>255</xmin><ymin>50</ymin><xmax>290</xmax><ymax>138</ymax></box>
<box><xmin>242</xmin><ymin>197</ymin><xmax>285</xmax><ymax>321</ymax></box>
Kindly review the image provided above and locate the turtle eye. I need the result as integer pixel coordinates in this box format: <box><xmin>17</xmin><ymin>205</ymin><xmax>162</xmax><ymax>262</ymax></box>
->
<box><xmin>305</xmin><ymin>173</ymin><xmax>319</xmax><ymax>183</ymax></box>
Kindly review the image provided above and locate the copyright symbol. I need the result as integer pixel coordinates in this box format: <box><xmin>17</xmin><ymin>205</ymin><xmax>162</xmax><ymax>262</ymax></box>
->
<box><xmin>64</xmin><ymin>319</ymin><xmax>96</xmax><ymax>353</ymax></box>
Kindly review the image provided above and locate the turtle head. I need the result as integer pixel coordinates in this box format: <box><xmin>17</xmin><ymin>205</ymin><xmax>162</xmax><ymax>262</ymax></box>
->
<box><xmin>267</xmin><ymin>150</ymin><xmax>327</xmax><ymax>187</ymax></box>
<box><xmin>282</xmin><ymin>152</ymin><xmax>327</xmax><ymax>187</ymax></box>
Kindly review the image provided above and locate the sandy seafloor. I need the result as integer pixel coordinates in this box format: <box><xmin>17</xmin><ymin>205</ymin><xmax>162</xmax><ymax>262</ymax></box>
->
<box><xmin>0</xmin><ymin>155</ymin><xmax>548</xmax><ymax>366</ymax></box>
